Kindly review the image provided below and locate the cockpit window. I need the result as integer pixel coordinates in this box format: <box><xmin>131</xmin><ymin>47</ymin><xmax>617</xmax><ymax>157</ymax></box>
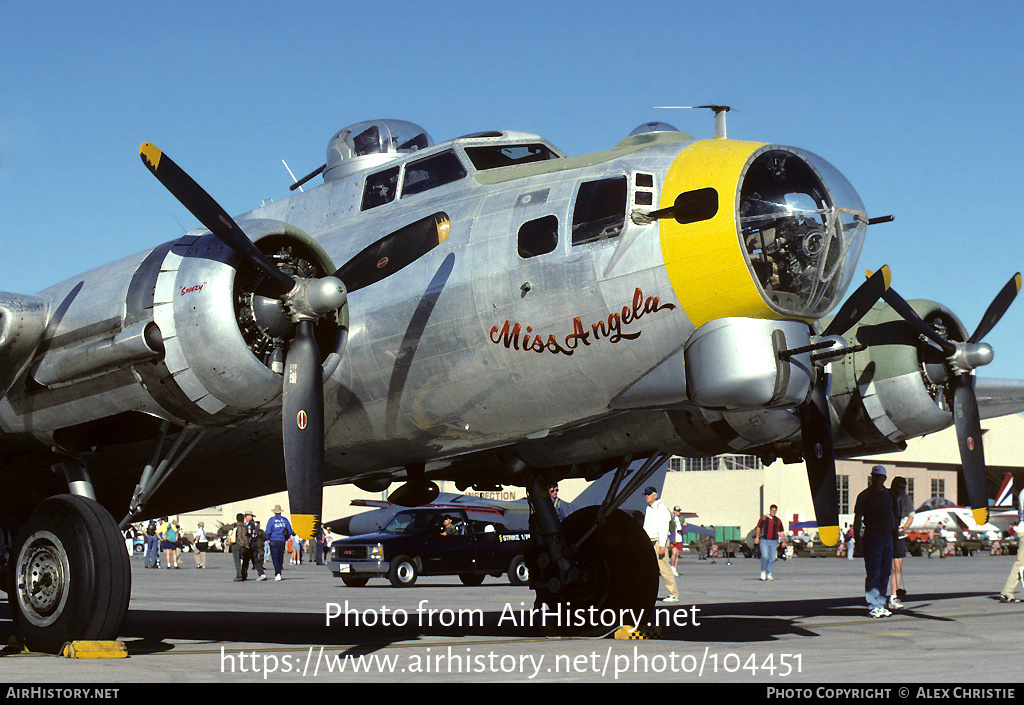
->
<box><xmin>739</xmin><ymin>149</ymin><xmax>867</xmax><ymax>318</ymax></box>
<box><xmin>572</xmin><ymin>176</ymin><xmax>627</xmax><ymax>246</ymax></box>
<box><xmin>402</xmin><ymin>150</ymin><xmax>467</xmax><ymax>197</ymax></box>
<box><xmin>361</xmin><ymin>166</ymin><xmax>400</xmax><ymax>211</ymax></box>
<box><xmin>464</xmin><ymin>144</ymin><xmax>559</xmax><ymax>170</ymax></box>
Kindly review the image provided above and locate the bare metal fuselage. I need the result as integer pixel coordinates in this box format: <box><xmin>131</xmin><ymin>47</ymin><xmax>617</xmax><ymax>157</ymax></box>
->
<box><xmin>0</xmin><ymin>128</ymin><xmax>988</xmax><ymax>518</ymax></box>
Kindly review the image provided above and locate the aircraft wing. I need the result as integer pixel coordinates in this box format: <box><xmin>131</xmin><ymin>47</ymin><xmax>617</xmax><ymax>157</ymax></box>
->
<box><xmin>986</xmin><ymin>508</ymin><xmax>1019</xmax><ymax>532</ymax></box>
<box><xmin>974</xmin><ymin>378</ymin><xmax>1024</xmax><ymax>420</ymax></box>
<box><xmin>327</xmin><ymin>493</ymin><xmax>519</xmax><ymax>535</ymax></box>
<box><xmin>571</xmin><ymin>458</ymin><xmax>671</xmax><ymax>516</ymax></box>
<box><xmin>685</xmin><ymin>525</ymin><xmax>717</xmax><ymax>538</ymax></box>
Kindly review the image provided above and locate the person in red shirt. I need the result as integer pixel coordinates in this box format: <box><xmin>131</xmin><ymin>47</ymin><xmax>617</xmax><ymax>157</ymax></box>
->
<box><xmin>755</xmin><ymin>505</ymin><xmax>786</xmax><ymax>581</ymax></box>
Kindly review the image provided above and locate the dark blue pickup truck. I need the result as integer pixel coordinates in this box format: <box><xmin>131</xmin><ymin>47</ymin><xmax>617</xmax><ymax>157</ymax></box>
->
<box><xmin>327</xmin><ymin>506</ymin><xmax>531</xmax><ymax>587</ymax></box>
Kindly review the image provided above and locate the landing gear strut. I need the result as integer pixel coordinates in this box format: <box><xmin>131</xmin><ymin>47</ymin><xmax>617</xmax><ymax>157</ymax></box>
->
<box><xmin>525</xmin><ymin>454</ymin><xmax>667</xmax><ymax>633</ymax></box>
<box><xmin>7</xmin><ymin>495</ymin><xmax>131</xmax><ymax>654</ymax></box>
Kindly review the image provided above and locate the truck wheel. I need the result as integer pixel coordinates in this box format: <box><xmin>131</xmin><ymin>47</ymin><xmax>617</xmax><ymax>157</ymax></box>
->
<box><xmin>508</xmin><ymin>555</ymin><xmax>529</xmax><ymax>586</ymax></box>
<box><xmin>341</xmin><ymin>576</ymin><xmax>369</xmax><ymax>587</ymax></box>
<box><xmin>7</xmin><ymin>495</ymin><xmax>131</xmax><ymax>654</ymax></box>
<box><xmin>388</xmin><ymin>556</ymin><xmax>418</xmax><ymax>587</ymax></box>
<box><xmin>459</xmin><ymin>573</ymin><xmax>485</xmax><ymax>586</ymax></box>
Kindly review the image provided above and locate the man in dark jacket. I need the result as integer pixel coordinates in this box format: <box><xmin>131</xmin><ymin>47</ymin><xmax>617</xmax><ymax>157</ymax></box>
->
<box><xmin>265</xmin><ymin>504</ymin><xmax>293</xmax><ymax>581</ymax></box>
<box><xmin>240</xmin><ymin>511</ymin><xmax>266</xmax><ymax>581</ymax></box>
<box><xmin>853</xmin><ymin>465</ymin><xmax>897</xmax><ymax>618</ymax></box>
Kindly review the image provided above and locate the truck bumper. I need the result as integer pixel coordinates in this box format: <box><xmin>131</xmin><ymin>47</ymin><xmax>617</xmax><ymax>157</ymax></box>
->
<box><xmin>328</xmin><ymin>559</ymin><xmax>389</xmax><ymax>577</ymax></box>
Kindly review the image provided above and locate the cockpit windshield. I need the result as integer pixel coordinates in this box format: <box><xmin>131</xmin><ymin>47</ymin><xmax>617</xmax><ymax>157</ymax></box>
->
<box><xmin>739</xmin><ymin>148</ymin><xmax>867</xmax><ymax>319</ymax></box>
<box><xmin>915</xmin><ymin>497</ymin><xmax>958</xmax><ymax>513</ymax></box>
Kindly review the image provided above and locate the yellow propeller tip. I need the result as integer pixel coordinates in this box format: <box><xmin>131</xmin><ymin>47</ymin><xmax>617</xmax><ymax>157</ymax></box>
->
<box><xmin>818</xmin><ymin>526</ymin><xmax>840</xmax><ymax>546</ymax></box>
<box><xmin>139</xmin><ymin>143</ymin><xmax>162</xmax><ymax>170</ymax></box>
<box><xmin>291</xmin><ymin>513</ymin><xmax>321</xmax><ymax>541</ymax></box>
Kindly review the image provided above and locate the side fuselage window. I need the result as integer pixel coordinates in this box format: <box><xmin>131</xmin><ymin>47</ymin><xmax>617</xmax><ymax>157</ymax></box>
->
<box><xmin>518</xmin><ymin>216</ymin><xmax>559</xmax><ymax>258</ymax></box>
<box><xmin>464</xmin><ymin>144</ymin><xmax>559</xmax><ymax>170</ymax></box>
<box><xmin>572</xmin><ymin>176</ymin><xmax>627</xmax><ymax>246</ymax></box>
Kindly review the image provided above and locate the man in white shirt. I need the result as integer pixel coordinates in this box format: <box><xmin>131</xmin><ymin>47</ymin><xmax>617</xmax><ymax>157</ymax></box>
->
<box><xmin>998</xmin><ymin>487</ymin><xmax>1024</xmax><ymax>603</ymax></box>
<box><xmin>643</xmin><ymin>486</ymin><xmax>679</xmax><ymax>603</ymax></box>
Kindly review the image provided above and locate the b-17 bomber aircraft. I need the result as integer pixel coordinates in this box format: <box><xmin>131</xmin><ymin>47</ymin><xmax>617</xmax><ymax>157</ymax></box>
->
<box><xmin>1</xmin><ymin>110</ymin><xmax>1021</xmax><ymax>651</ymax></box>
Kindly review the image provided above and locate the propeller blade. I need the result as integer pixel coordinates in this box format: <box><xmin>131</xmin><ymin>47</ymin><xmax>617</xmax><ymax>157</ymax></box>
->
<box><xmin>800</xmin><ymin>378</ymin><xmax>840</xmax><ymax>546</ymax></box>
<box><xmin>969</xmin><ymin>272</ymin><xmax>1021</xmax><ymax>344</ymax></box>
<box><xmin>140</xmin><ymin>143</ymin><xmax>295</xmax><ymax>298</ymax></box>
<box><xmin>334</xmin><ymin>212</ymin><xmax>450</xmax><ymax>293</ymax></box>
<box><xmin>878</xmin><ymin>287</ymin><xmax>956</xmax><ymax>354</ymax></box>
<box><xmin>822</xmin><ymin>265</ymin><xmax>890</xmax><ymax>337</ymax></box>
<box><xmin>952</xmin><ymin>377</ymin><xmax>989</xmax><ymax>525</ymax></box>
<box><xmin>282</xmin><ymin>320</ymin><xmax>325</xmax><ymax>540</ymax></box>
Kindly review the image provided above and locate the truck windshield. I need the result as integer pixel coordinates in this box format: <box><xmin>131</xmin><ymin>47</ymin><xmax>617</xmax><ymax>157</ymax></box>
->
<box><xmin>381</xmin><ymin>510</ymin><xmax>434</xmax><ymax>534</ymax></box>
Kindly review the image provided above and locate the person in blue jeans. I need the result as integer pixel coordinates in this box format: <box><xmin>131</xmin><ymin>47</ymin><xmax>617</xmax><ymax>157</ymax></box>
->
<box><xmin>853</xmin><ymin>465</ymin><xmax>897</xmax><ymax>617</ymax></box>
<box><xmin>755</xmin><ymin>504</ymin><xmax>785</xmax><ymax>580</ymax></box>
<box><xmin>265</xmin><ymin>504</ymin><xmax>293</xmax><ymax>581</ymax></box>
<box><xmin>144</xmin><ymin>520</ymin><xmax>160</xmax><ymax>568</ymax></box>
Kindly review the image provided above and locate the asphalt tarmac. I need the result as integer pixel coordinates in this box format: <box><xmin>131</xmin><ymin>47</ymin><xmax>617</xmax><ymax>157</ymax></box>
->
<box><xmin>1</xmin><ymin>548</ymin><xmax>1022</xmax><ymax>690</ymax></box>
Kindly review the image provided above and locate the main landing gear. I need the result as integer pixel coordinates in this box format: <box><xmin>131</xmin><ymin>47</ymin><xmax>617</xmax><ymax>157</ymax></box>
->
<box><xmin>524</xmin><ymin>454</ymin><xmax>667</xmax><ymax>633</ymax></box>
<box><xmin>6</xmin><ymin>494</ymin><xmax>131</xmax><ymax>654</ymax></box>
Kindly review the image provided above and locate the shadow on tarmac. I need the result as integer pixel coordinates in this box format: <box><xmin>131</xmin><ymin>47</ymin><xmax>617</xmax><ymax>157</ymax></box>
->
<box><xmin>2</xmin><ymin>587</ymin><xmax>990</xmax><ymax>658</ymax></box>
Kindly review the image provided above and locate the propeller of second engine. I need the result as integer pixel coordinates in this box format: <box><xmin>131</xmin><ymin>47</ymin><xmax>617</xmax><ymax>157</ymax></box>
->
<box><xmin>796</xmin><ymin>266</ymin><xmax>892</xmax><ymax>546</ymax></box>
<box><xmin>867</xmin><ymin>270</ymin><xmax>1021</xmax><ymax>524</ymax></box>
<box><xmin>141</xmin><ymin>144</ymin><xmax>453</xmax><ymax>539</ymax></box>
<box><xmin>141</xmin><ymin>143</ymin><xmax>346</xmax><ymax>539</ymax></box>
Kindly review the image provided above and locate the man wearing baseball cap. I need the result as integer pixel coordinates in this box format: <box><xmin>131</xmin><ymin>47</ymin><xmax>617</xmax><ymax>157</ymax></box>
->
<box><xmin>643</xmin><ymin>486</ymin><xmax>679</xmax><ymax>603</ymax></box>
<box><xmin>853</xmin><ymin>465</ymin><xmax>898</xmax><ymax>617</ymax></box>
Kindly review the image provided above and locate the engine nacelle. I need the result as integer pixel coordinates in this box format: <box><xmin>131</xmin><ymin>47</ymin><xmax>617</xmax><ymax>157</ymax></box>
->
<box><xmin>0</xmin><ymin>292</ymin><xmax>51</xmax><ymax>397</ymax></box>
<box><xmin>827</xmin><ymin>299</ymin><xmax>967</xmax><ymax>453</ymax></box>
<box><xmin>142</xmin><ymin>219</ymin><xmax>345</xmax><ymax>425</ymax></box>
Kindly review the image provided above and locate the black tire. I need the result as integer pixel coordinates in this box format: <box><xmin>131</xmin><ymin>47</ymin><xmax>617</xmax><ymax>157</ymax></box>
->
<box><xmin>508</xmin><ymin>555</ymin><xmax>529</xmax><ymax>586</ymax></box>
<box><xmin>459</xmin><ymin>573</ymin><xmax>485</xmax><ymax>586</ymax></box>
<box><xmin>388</xmin><ymin>555</ymin><xmax>418</xmax><ymax>587</ymax></box>
<box><xmin>7</xmin><ymin>495</ymin><xmax>131</xmax><ymax>654</ymax></box>
<box><xmin>341</xmin><ymin>575</ymin><xmax>370</xmax><ymax>587</ymax></box>
<box><xmin>535</xmin><ymin>506</ymin><xmax>658</xmax><ymax>634</ymax></box>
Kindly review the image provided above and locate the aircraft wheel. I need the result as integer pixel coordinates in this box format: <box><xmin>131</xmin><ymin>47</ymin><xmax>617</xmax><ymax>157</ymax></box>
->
<box><xmin>508</xmin><ymin>555</ymin><xmax>529</xmax><ymax>586</ymax></box>
<box><xmin>388</xmin><ymin>555</ymin><xmax>418</xmax><ymax>587</ymax></box>
<box><xmin>341</xmin><ymin>575</ymin><xmax>369</xmax><ymax>587</ymax></box>
<box><xmin>459</xmin><ymin>573</ymin><xmax>485</xmax><ymax>586</ymax></box>
<box><xmin>7</xmin><ymin>495</ymin><xmax>131</xmax><ymax>654</ymax></box>
<box><xmin>537</xmin><ymin>506</ymin><xmax>657</xmax><ymax>634</ymax></box>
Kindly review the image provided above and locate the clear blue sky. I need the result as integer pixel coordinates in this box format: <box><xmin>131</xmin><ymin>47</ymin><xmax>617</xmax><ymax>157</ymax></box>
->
<box><xmin>2</xmin><ymin>1</ymin><xmax>1022</xmax><ymax>379</ymax></box>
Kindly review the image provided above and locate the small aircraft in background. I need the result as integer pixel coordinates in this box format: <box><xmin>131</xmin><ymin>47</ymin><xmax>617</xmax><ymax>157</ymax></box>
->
<box><xmin>907</xmin><ymin>473</ymin><xmax>1018</xmax><ymax>535</ymax></box>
